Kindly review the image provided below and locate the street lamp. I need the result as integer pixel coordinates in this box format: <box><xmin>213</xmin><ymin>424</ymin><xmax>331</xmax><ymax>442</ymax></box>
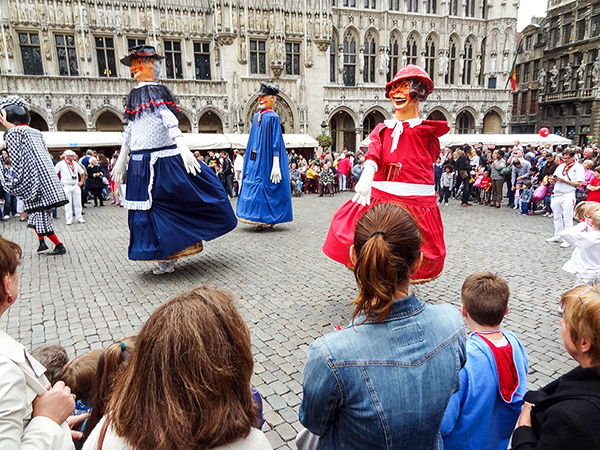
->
<box><xmin>238</xmin><ymin>119</ymin><xmax>245</xmax><ymax>133</ymax></box>
<box><xmin>320</xmin><ymin>120</ymin><xmax>327</xmax><ymax>136</ymax></box>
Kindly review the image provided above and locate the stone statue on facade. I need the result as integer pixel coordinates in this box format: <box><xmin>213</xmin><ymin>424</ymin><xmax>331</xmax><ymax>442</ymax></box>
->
<box><xmin>490</xmin><ymin>52</ymin><xmax>497</xmax><ymax>73</ymax></box>
<box><xmin>10</xmin><ymin>0</ymin><xmax>18</xmax><ymax>21</ymax></box>
<box><xmin>476</xmin><ymin>54</ymin><xmax>481</xmax><ymax>76</ymax></box>
<box><xmin>502</xmin><ymin>52</ymin><xmax>509</xmax><ymax>73</ymax></box>
<box><xmin>592</xmin><ymin>58</ymin><xmax>600</xmax><ymax>86</ymax></box>
<box><xmin>438</xmin><ymin>50</ymin><xmax>448</xmax><ymax>76</ymax></box>
<box><xmin>550</xmin><ymin>66</ymin><xmax>559</xmax><ymax>92</ymax></box>
<box><xmin>359</xmin><ymin>49</ymin><xmax>365</xmax><ymax>72</ymax></box>
<box><xmin>563</xmin><ymin>64</ymin><xmax>572</xmax><ymax>90</ymax></box>
<box><xmin>38</xmin><ymin>1</ymin><xmax>47</xmax><ymax>22</ymax></box>
<box><xmin>380</xmin><ymin>49</ymin><xmax>390</xmax><ymax>73</ymax></box>
<box><xmin>577</xmin><ymin>62</ymin><xmax>586</xmax><ymax>89</ymax></box>
<box><xmin>539</xmin><ymin>68</ymin><xmax>546</xmax><ymax>93</ymax></box>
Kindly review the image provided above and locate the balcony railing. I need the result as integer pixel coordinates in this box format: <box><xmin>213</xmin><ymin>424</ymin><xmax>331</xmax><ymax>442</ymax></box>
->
<box><xmin>541</xmin><ymin>88</ymin><xmax>597</xmax><ymax>103</ymax></box>
<box><xmin>0</xmin><ymin>75</ymin><xmax>228</xmax><ymax>98</ymax></box>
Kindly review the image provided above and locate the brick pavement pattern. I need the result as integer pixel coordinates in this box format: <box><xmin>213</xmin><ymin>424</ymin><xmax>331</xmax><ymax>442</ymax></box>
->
<box><xmin>0</xmin><ymin>193</ymin><xmax>577</xmax><ymax>449</ymax></box>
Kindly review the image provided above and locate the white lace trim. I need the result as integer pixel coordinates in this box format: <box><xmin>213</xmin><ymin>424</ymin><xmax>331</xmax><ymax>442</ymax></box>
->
<box><xmin>122</xmin><ymin>148</ymin><xmax>180</xmax><ymax>211</ymax></box>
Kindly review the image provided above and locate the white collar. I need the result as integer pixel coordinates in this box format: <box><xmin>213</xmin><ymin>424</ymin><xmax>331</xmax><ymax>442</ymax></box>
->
<box><xmin>383</xmin><ymin>117</ymin><xmax>423</xmax><ymax>129</ymax></box>
<box><xmin>135</xmin><ymin>81</ymin><xmax>158</xmax><ymax>88</ymax></box>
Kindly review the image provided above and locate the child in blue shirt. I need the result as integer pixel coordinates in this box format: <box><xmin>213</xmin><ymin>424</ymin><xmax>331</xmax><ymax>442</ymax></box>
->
<box><xmin>441</xmin><ymin>272</ymin><xmax>528</xmax><ymax>450</ymax></box>
<box><xmin>520</xmin><ymin>181</ymin><xmax>533</xmax><ymax>215</ymax></box>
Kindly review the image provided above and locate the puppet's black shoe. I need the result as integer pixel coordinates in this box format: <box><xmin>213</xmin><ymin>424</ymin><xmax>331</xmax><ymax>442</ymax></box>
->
<box><xmin>47</xmin><ymin>244</ymin><xmax>66</xmax><ymax>255</ymax></box>
<box><xmin>37</xmin><ymin>241</ymin><xmax>49</xmax><ymax>252</ymax></box>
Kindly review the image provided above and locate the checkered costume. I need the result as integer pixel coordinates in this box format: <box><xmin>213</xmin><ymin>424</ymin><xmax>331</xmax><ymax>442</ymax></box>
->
<box><xmin>0</xmin><ymin>126</ymin><xmax>68</xmax><ymax>235</ymax></box>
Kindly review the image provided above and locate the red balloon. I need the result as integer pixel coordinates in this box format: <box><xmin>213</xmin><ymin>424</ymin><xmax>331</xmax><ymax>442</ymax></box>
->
<box><xmin>539</xmin><ymin>127</ymin><xmax>550</xmax><ymax>138</ymax></box>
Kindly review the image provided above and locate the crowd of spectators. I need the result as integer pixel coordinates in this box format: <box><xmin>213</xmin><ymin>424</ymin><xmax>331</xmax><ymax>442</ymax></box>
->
<box><xmin>434</xmin><ymin>141</ymin><xmax>600</xmax><ymax>214</ymax></box>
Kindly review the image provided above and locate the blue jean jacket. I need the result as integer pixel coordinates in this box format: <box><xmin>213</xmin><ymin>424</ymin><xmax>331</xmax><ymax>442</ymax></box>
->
<box><xmin>299</xmin><ymin>295</ymin><xmax>466</xmax><ymax>450</ymax></box>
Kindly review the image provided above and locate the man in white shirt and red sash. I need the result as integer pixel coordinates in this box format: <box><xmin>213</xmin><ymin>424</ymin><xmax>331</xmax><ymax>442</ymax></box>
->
<box><xmin>546</xmin><ymin>148</ymin><xmax>585</xmax><ymax>248</ymax></box>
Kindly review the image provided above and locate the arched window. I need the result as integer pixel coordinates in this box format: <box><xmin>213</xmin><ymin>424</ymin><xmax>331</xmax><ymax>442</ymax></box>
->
<box><xmin>406</xmin><ymin>34</ymin><xmax>418</xmax><ymax>65</ymax></box>
<box><xmin>407</xmin><ymin>0</ymin><xmax>418</xmax><ymax>12</ymax></box>
<box><xmin>446</xmin><ymin>37</ymin><xmax>457</xmax><ymax>84</ymax></box>
<box><xmin>330</xmin><ymin>37</ymin><xmax>337</xmax><ymax>82</ymax></box>
<box><xmin>425</xmin><ymin>36</ymin><xmax>435</xmax><ymax>78</ymax></box>
<box><xmin>426</xmin><ymin>0</ymin><xmax>437</xmax><ymax>13</ymax></box>
<box><xmin>457</xmin><ymin>112</ymin><xmax>474</xmax><ymax>134</ymax></box>
<box><xmin>343</xmin><ymin>30</ymin><xmax>357</xmax><ymax>86</ymax></box>
<box><xmin>462</xmin><ymin>39</ymin><xmax>474</xmax><ymax>85</ymax></box>
<box><xmin>388</xmin><ymin>33</ymin><xmax>400</xmax><ymax>82</ymax></box>
<box><xmin>363</xmin><ymin>31</ymin><xmax>376</xmax><ymax>83</ymax></box>
<box><xmin>465</xmin><ymin>0</ymin><xmax>475</xmax><ymax>17</ymax></box>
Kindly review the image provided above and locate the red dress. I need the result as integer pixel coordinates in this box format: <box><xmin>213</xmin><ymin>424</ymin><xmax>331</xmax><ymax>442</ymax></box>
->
<box><xmin>587</xmin><ymin>177</ymin><xmax>600</xmax><ymax>203</ymax></box>
<box><xmin>322</xmin><ymin>119</ymin><xmax>449</xmax><ymax>281</ymax></box>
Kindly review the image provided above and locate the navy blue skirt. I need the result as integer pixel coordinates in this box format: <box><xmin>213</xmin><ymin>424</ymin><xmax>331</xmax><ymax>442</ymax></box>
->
<box><xmin>125</xmin><ymin>147</ymin><xmax>237</xmax><ymax>260</ymax></box>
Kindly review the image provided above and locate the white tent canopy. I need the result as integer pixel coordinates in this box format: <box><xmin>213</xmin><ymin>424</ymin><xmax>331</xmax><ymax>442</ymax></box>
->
<box><xmin>360</xmin><ymin>133</ymin><xmax>572</xmax><ymax>149</ymax></box>
<box><xmin>0</xmin><ymin>131</ymin><xmax>319</xmax><ymax>150</ymax></box>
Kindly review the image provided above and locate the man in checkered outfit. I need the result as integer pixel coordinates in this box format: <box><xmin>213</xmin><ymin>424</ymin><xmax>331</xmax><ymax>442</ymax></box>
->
<box><xmin>0</xmin><ymin>96</ymin><xmax>69</xmax><ymax>255</ymax></box>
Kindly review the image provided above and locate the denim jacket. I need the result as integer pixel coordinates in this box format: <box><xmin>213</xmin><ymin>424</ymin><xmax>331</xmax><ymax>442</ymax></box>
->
<box><xmin>299</xmin><ymin>295</ymin><xmax>466</xmax><ymax>450</ymax></box>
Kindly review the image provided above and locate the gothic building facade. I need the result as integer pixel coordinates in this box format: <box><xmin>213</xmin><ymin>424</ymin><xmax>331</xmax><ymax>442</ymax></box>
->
<box><xmin>0</xmin><ymin>0</ymin><xmax>517</xmax><ymax>153</ymax></box>
<box><xmin>510</xmin><ymin>0</ymin><xmax>600</xmax><ymax>147</ymax></box>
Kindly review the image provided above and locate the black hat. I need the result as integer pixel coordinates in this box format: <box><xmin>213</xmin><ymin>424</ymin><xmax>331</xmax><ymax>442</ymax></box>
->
<box><xmin>256</xmin><ymin>82</ymin><xmax>279</xmax><ymax>97</ymax></box>
<box><xmin>120</xmin><ymin>45</ymin><xmax>165</xmax><ymax>66</ymax></box>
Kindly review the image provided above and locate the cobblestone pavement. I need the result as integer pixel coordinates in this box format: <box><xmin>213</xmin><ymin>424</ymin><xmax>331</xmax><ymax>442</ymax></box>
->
<box><xmin>0</xmin><ymin>192</ymin><xmax>577</xmax><ymax>449</ymax></box>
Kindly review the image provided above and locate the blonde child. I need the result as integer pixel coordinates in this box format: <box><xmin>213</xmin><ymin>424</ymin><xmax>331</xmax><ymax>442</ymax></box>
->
<box><xmin>560</xmin><ymin>209</ymin><xmax>600</xmax><ymax>286</ymax></box>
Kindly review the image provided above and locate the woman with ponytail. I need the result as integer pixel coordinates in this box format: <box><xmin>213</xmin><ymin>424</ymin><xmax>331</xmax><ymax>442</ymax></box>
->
<box><xmin>298</xmin><ymin>203</ymin><xmax>466</xmax><ymax>449</ymax></box>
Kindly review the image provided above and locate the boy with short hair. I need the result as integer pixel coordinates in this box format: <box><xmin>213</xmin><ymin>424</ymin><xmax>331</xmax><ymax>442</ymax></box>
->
<box><xmin>520</xmin><ymin>181</ymin><xmax>533</xmax><ymax>215</ymax></box>
<box><xmin>441</xmin><ymin>272</ymin><xmax>528</xmax><ymax>450</ymax></box>
<box><xmin>30</xmin><ymin>344</ymin><xmax>70</xmax><ymax>385</ymax></box>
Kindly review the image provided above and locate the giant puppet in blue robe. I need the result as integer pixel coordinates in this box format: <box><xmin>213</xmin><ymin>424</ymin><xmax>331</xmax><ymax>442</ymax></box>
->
<box><xmin>236</xmin><ymin>83</ymin><xmax>293</xmax><ymax>225</ymax></box>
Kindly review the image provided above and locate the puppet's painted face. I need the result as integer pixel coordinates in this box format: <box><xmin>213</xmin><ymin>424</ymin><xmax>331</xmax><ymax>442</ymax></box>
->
<box><xmin>388</xmin><ymin>80</ymin><xmax>417</xmax><ymax>112</ymax></box>
<box><xmin>258</xmin><ymin>95</ymin><xmax>275</xmax><ymax>110</ymax></box>
<box><xmin>130</xmin><ymin>57</ymin><xmax>155</xmax><ymax>82</ymax></box>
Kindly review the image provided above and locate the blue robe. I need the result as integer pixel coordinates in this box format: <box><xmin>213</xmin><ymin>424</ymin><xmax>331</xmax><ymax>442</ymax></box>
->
<box><xmin>236</xmin><ymin>111</ymin><xmax>293</xmax><ymax>224</ymax></box>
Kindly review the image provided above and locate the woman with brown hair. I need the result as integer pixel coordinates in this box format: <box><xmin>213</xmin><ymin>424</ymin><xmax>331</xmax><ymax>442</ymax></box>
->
<box><xmin>82</xmin><ymin>286</ymin><xmax>271</xmax><ymax>450</ymax></box>
<box><xmin>0</xmin><ymin>236</ymin><xmax>76</xmax><ymax>449</ymax></box>
<box><xmin>298</xmin><ymin>203</ymin><xmax>466</xmax><ymax>449</ymax></box>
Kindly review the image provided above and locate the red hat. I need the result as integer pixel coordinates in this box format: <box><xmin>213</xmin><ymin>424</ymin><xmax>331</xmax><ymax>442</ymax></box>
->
<box><xmin>385</xmin><ymin>64</ymin><xmax>434</xmax><ymax>97</ymax></box>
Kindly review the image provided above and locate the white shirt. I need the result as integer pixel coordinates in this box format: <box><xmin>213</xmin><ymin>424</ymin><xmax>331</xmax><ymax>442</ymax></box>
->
<box><xmin>234</xmin><ymin>154</ymin><xmax>244</xmax><ymax>180</ymax></box>
<box><xmin>552</xmin><ymin>162</ymin><xmax>585</xmax><ymax>195</ymax></box>
<box><xmin>82</xmin><ymin>416</ymin><xmax>272</xmax><ymax>450</ymax></box>
<box><xmin>0</xmin><ymin>330</ymin><xmax>74</xmax><ymax>450</ymax></box>
<box><xmin>55</xmin><ymin>160</ymin><xmax>84</xmax><ymax>186</ymax></box>
<box><xmin>561</xmin><ymin>224</ymin><xmax>600</xmax><ymax>275</ymax></box>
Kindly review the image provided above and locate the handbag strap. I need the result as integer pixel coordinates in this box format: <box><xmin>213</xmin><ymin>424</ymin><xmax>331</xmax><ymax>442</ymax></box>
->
<box><xmin>97</xmin><ymin>415</ymin><xmax>111</xmax><ymax>450</ymax></box>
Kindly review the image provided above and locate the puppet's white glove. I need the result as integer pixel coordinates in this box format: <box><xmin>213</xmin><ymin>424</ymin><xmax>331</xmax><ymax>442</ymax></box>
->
<box><xmin>352</xmin><ymin>160</ymin><xmax>377</xmax><ymax>206</ymax></box>
<box><xmin>270</xmin><ymin>156</ymin><xmax>282</xmax><ymax>184</ymax></box>
<box><xmin>174</xmin><ymin>136</ymin><xmax>201</xmax><ymax>176</ymax></box>
<box><xmin>111</xmin><ymin>144</ymin><xmax>130</xmax><ymax>183</ymax></box>
<box><xmin>0</xmin><ymin>139</ymin><xmax>6</xmax><ymax>152</ymax></box>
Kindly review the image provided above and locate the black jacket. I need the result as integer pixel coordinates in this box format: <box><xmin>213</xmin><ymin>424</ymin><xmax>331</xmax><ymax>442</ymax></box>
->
<box><xmin>512</xmin><ymin>366</ymin><xmax>600</xmax><ymax>450</ymax></box>
<box><xmin>86</xmin><ymin>165</ymin><xmax>104</xmax><ymax>190</ymax></box>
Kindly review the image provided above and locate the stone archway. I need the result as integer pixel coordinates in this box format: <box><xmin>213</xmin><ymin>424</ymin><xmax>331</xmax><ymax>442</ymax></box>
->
<box><xmin>245</xmin><ymin>97</ymin><xmax>294</xmax><ymax>134</ymax></box>
<box><xmin>362</xmin><ymin>110</ymin><xmax>385</xmax><ymax>139</ymax></box>
<box><xmin>427</xmin><ymin>110</ymin><xmax>447</xmax><ymax>121</ymax></box>
<box><xmin>179</xmin><ymin>116</ymin><xmax>191</xmax><ymax>133</ymax></box>
<box><xmin>30</xmin><ymin>113</ymin><xmax>49</xmax><ymax>131</ymax></box>
<box><xmin>456</xmin><ymin>111</ymin><xmax>475</xmax><ymax>134</ymax></box>
<box><xmin>96</xmin><ymin>111</ymin><xmax>123</xmax><ymax>131</ymax></box>
<box><xmin>198</xmin><ymin>111</ymin><xmax>223</xmax><ymax>133</ymax></box>
<box><xmin>330</xmin><ymin>110</ymin><xmax>356</xmax><ymax>154</ymax></box>
<box><xmin>57</xmin><ymin>111</ymin><xmax>87</xmax><ymax>131</ymax></box>
<box><xmin>483</xmin><ymin>110</ymin><xmax>502</xmax><ymax>133</ymax></box>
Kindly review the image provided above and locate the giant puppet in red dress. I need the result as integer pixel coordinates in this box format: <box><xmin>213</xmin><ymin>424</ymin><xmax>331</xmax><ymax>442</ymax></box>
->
<box><xmin>322</xmin><ymin>65</ymin><xmax>449</xmax><ymax>282</ymax></box>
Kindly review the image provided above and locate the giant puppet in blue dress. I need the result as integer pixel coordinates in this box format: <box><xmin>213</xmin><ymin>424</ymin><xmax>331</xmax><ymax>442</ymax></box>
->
<box><xmin>112</xmin><ymin>45</ymin><xmax>237</xmax><ymax>274</ymax></box>
<box><xmin>236</xmin><ymin>83</ymin><xmax>293</xmax><ymax>226</ymax></box>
